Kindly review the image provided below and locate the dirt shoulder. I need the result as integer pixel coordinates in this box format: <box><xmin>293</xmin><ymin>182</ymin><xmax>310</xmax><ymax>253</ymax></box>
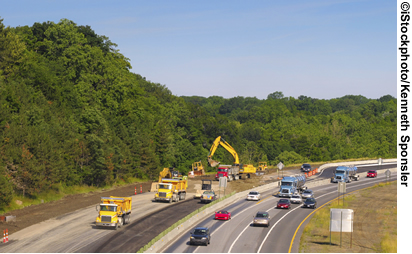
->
<box><xmin>299</xmin><ymin>181</ymin><xmax>397</xmax><ymax>253</ymax></box>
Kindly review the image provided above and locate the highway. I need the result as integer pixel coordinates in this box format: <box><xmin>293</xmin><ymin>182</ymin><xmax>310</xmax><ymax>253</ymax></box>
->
<box><xmin>163</xmin><ymin>165</ymin><xmax>396</xmax><ymax>253</ymax></box>
<box><xmin>0</xmin><ymin>161</ymin><xmax>396</xmax><ymax>253</ymax></box>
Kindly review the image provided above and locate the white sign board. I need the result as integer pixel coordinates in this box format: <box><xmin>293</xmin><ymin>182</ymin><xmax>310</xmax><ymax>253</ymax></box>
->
<box><xmin>219</xmin><ymin>177</ymin><xmax>227</xmax><ymax>188</ymax></box>
<box><xmin>338</xmin><ymin>182</ymin><xmax>346</xmax><ymax>193</ymax></box>
<box><xmin>277</xmin><ymin>162</ymin><xmax>284</xmax><ymax>170</ymax></box>
<box><xmin>330</xmin><ymin>209</ymin><xmax>354</xmax><ymax>232</ymax></box>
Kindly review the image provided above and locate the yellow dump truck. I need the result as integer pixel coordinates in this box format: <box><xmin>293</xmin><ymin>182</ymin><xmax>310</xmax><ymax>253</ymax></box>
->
<box><xmin>154</xmin><ymin>177</ymin><xmax>188</xmax><ymax>203</ymax></box>
<box><xmin>95</xmin><ymin>196</ymin><xmax>132</xmax><ymax>230</ymax></box>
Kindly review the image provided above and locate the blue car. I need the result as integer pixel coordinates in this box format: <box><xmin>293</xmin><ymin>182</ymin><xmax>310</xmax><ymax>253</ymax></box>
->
<box><xmin>189</xmin><ymin>227</ymin><xmax>211</xmax><ymax>246</ymax></box>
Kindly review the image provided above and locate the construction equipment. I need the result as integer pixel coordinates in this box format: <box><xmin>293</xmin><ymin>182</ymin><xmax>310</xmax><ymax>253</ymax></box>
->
<box><xmin>154</xmin><ymin>176</ymin><xmax>188</xmax><ymax>203</ymax></box>
<box><xmin>151</xmin><ymin>167</ymin><xmax>184</xmax><ymax>192</ymax></box>
<box><xmin>207</xmin><ymin>136</ymin><xmax>239</xmax><ymax>167</ymax></box>
<box><xmin>208</xmin><ymin>136</ymin><xmax>258</xmax><ymax>181</ymax></box>
<box><xmin>194</xmin><ymin>179</ymin><xmax>213</xmax><ymax>199</ymax></box>
<box><xmin>95</xmin><ymin>196</ymin><xmax>132</xmax><ymax>230</ymax></box>
<box><xmin>192</xmin><ymin>161</ymin><xmax>205</xmax><ymax>176</ymax></box>
<box><xmin>258</xmin><ymin>162</ymin><xmax>268</xmax><ymax>171</ymax></box>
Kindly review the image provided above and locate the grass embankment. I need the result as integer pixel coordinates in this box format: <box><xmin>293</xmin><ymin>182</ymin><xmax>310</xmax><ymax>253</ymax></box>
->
<box><xmin>299</xmin><ymin>181</ymin><xmax>397</xmax><ymax>253</ymax></box>
<box><xmin>0</xmin><ymin>177</ymin><xmax>147</xmax><ymax>214</ymax></box>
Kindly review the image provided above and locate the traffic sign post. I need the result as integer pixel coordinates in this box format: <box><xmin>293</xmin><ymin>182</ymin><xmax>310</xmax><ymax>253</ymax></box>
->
<box><xmin>277</xmin><ymin>162</ymin><xmax>284</xmax><ymax>178</ymax></box>
<box><xmin>338</xmin><ymin>182</ymin><xmax>346</xmax><ymax>206</ymax></box>
<box><xmin>385</xmin><ymin>169</ymin><xmax>391</xmax><ymax>184</ymax></box>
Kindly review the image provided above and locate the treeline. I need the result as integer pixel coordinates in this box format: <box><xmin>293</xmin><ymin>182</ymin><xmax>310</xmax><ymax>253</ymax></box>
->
<box><xmin>0</xmin><ymin>18</ymin><xmax>396</xmax><ymax>208</ymax></box>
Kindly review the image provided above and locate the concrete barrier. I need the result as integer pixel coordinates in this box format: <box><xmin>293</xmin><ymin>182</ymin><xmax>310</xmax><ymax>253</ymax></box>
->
<box><xmin>144</xmin><ymin>160</ymin><xmax>397</xmax><ymax>253</ymax></box>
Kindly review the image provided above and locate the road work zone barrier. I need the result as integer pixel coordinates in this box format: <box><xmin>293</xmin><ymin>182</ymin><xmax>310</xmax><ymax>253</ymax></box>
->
<box><xmin>3</xmin><ymin>229</ymin><xmax>8</xmax><ymax>243</ymax></box>
<box><xmin>135</xmin><ymin>186</ymin><xmax>137</xmax><ymax>195</ymax></box>
<box><xmin>304</xmin><ymin>168</ymin><xmax>318</xmax><ymax>178</ymax></box>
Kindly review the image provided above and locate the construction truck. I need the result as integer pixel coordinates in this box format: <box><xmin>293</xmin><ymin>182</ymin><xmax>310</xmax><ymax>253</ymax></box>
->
<box><xmin>154</xmin><ymin>177</ymin><xmax>188</xmax><ymax>203</ymax></box>
<box><xmin>151</xmin><ymin>167</ymin><xmax>184</xmax><ymax>192</ymax></box>
<box><xmin>208</xmin><ymin>136</ymin><xmax>257</xmax><ymax>181</ymax></box>
<box><xmin>278</xmin><ymin>175</ymin><xmax>307</xmax><ymax>198</ymax></box>
<box><xmin>192</xmin><ymin>161</ymin><xmax>205</xmax><ymax>176</ymax></box>
<box><xmin>331</xmin><ymin>166</ymin><xmax>359</xmax><ymax>183</ymax></box>
<box><xmin>194</xmin><ymin>179</ymin><xmax>213</xmax><ymax>199</ymax></box>
<box><xmin>95</xmin><ymin>196</ymin><xmax>132</xmax><ymax>230</ymax></box>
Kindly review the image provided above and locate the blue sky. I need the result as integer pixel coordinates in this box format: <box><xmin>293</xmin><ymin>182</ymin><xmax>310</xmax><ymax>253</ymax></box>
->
<box><xmin>2</xmin><ymin>0</ymin><xmax>395</xmax><ymax>100</ymax></box>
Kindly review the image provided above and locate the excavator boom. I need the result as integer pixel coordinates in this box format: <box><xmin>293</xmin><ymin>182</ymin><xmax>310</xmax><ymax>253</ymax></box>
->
<box><xmin>207</xmin><ymin>136</ymin><xmax>239</xmax><ymax>167</ymax></box>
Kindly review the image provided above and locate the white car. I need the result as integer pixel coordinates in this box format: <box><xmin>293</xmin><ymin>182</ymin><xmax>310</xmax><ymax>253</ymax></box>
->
<box><xmin>247</xmin><ymin>191</ymin><xmax>261</xmax><ymax>201</ymax></box>
<box><xmin>290</xmin><ymin>194</ymin><xmax>303</xmax><ymax>204</ymax></box>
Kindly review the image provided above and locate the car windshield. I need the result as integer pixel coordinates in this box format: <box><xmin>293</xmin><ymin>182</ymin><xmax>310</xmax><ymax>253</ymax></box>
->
<box><xmin>256</xmin><ymin>213</ymin><xmax>268</xmax><ymax>218</ymax></box>
<box><xmin>279</xmin><ymin>199</ymin><xmax>289</xmax><ymax>203</ymax></box>
<box><xmin>292</xmin><ymin>195</ymin><xmax>300</xmax><ymax>199</ymax></box>
<box><xmin>281</xmin><ymin>182</ymin><xmax>292</xmax><ymax>186</ymax></box>
<box><xmin>303</xmin><ymin>190</ymin><xmax>312</xmax><ymax>194</ymax></box>
<box><xmin>249</xmin><ymin>192</ymin><xmax>258</xmax><ymax>195</ymax></box>
<box><xmin>306</xmin><ymin>198</ymin><xmax>316</xmax><ymax>202</ymax></box>
<box><xmin>368</xmin><ymin>171</ymin><xmax>375</xmax><ymax>173</ymax></box>
<box><xmin>203</xmin><ymin>191</ymin><xmax>214</xmax><ymax>195</ymax></box>
<box><xmin>100</xmin><ymin>205</ymin><xmax>116</xmax><ymax>212</ymax></box>
<box><xmin>217</xmin><ymin>211</ymin><xmax>228</xmax><ymax>214</ymax></box>
<box><xmin>303</xmin><ymin>164</ymin><xmax>310</xmax><ymax>167</ymax></box>
<box><xmin>193</xmin><ymin>229</ymin><xmax>207</xmax><ymax>235</ymax></box>
<box><xmin>336</xmin><ymin>170</ymin><xmax>345</xmax><ymax>174</ymax></box>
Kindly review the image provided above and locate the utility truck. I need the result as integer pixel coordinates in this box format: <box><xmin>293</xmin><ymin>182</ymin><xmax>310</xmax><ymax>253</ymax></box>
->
<box><xmin>154</xmin><ymin>177</ymin><xmax>188</xmax><ymax>203</ymax></box>
<box><xmin>331</xmin><ymin>166</ymin><xmax>359</xmax><ymax>183</ymax></box>
<box><xmin>95</xmin><ymin>196</ymin><xmax>132</xmax><ymax>230</ymax></box>
<box><xmin>278</xmin><ymin>175</ymin><xmax>307</xmax><ymax>198</ymax></box>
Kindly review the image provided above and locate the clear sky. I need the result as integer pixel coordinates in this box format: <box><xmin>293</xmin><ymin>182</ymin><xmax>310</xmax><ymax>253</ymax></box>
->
<box><xmin>2</xmin><ymin>0</ymin><xmax>395</xmax><ymax>100</ymax></box>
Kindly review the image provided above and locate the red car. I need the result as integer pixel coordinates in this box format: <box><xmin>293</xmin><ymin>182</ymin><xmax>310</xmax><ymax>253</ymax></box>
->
<box><xmin>367</xmin><ymin>170</ymin><xmax>377</xmax><ymax>178</ymax></box>
<box><xmin>277</xmin><ymin>199</ymin><xmax>291</xmax><ymax>209</ymax></box>
<box><xmin>214</xmin><ymin>210</ymin><xmax>231</xmax><ymax>220</ymax></box>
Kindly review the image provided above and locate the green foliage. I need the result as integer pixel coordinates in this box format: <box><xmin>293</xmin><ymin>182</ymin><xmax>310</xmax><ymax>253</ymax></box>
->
<box><xmin>0</xmin><ymin>16</ymin><xmax>396</xmax><ymax>209</ymax></box>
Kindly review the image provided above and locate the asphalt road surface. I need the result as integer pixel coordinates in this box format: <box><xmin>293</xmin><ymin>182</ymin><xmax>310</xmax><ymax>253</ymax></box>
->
<box><xmin>163</xmin><ymin>168</ymin><xmax>397</xmax><ymax>253</ymax></box>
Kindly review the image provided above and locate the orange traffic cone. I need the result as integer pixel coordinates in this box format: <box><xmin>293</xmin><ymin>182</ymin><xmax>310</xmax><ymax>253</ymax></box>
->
<box><xmin>3</xmin><ymin>230</ymin><xmax>5</xmax><ymax>243</ymax></box>
<box><xmin>135</xmin><ymin>186</ymin><xmax>137</xmax><ymax>195</ymax></box>
<box><xmin>5</xmin><ymin>229</ymin><xmax>8</xmax><ymax>243</ymax></box>
<box><xmin>140</xmin><ymin>185</ymin><xmax>142</xmax><ymax>194</ymax></box>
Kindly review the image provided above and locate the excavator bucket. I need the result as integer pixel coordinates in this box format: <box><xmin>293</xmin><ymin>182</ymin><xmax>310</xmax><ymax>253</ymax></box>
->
<box><xmin>207</xmin><ymin>158</ymin><xmax>220</xmax><ymax>167</ymax></box>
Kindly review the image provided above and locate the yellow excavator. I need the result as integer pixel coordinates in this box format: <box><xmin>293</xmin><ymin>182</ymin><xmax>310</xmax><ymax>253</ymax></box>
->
<box><xmin>207</xmin><ymin>136</ymin><xmax>239</xmax><ymax>167</ymax></box>
<box><xmin>207</xmin><ymin>136</ymin><xmax>256</xmax><ymax>181</ymax></box>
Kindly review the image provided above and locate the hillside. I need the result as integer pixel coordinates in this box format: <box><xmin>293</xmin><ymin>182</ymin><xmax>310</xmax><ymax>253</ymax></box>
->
<box><xmin>0</xmin><ymin>17</ymin><xmax>396</xmax><ymax>211</ymax></box>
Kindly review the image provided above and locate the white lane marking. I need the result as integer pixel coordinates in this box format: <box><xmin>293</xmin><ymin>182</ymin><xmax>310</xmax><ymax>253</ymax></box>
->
<box><xmin>257</xmin><ymin>174</ymin><xmax>397</xmax><ymax>253</ymax></box>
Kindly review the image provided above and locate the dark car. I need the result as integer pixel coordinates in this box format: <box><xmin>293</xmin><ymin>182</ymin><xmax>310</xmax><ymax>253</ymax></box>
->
<box><xmin>189</xmin><ymin>227</ymin><xmax>211</xmax><ymax>246</ymax></box>
<box><xmin>367</xmin><ymin>170</ymin><xmax>377</xmax><ymax>178</ymax></box>
<box><xmin>303</xmin><ymin>198</ymin><xmax>317</xmax><ymax>209</ymax></box>
<box><xmin>276</xmin><ymin>199</ymin><xmax>291</xmax><ymax>209</ymax></box>
<box><xmin>301</xmin><ymin>163</ymin><xmax>312</xmax><ymax>172</ymax></box>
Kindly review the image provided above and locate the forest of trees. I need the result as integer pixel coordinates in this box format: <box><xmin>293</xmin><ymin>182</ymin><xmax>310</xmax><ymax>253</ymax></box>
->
<box><xmin>0</xmin><ymin>18</ymin><xmax>396</xmax><ymax>208</ymax></box>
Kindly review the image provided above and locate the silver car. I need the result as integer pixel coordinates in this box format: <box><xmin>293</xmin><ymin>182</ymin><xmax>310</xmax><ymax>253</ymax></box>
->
<box><xmin>301</xmin><ymin>190</ymin><xmax>314</xmax><ymax>199</ymax></box>
<box><xmin>247</xmin><ymin>191</ymin><xmax>261</xmax><ymax>201</ymax></box>
<box><xmin>252</xmin><ymin>211</ymin><xmax>270</xmax><ymax>227</ymax></box>
<box><xmin>290</xmin><ymin>194</ymin><xmax>303</xmax><ymax>204</ymax></box>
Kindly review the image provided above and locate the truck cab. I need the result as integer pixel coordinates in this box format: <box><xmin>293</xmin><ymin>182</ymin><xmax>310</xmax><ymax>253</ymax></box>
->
<box><xmin>332</xmin><ymin>167</ymin><xmax>347</xmax><ymax>183</ymax></box>
<box><xmin>215</xmin><ymin>165</ymin><xmax>231</xmax><ymax>180</ymax></box>
<box><xmin>154</xmin><ymin>178</ymin><xmax>187</xmax><ymax>203</ymax></box>
<box><xmin>95</xmin><ymin>196</ymin><xmax>132</xmax><ymax>230</ymax></box>
<box><xmin>278</xmin><ymin>177</ymin><xmax>296</xmax><ymax>198</ymax></box>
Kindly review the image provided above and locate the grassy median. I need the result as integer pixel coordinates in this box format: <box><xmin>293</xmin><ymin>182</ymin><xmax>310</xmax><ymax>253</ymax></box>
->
<box><xmin>299</xmin><ymin>181</ymin><xmax>396</xmax><ymax>253</ymax></box>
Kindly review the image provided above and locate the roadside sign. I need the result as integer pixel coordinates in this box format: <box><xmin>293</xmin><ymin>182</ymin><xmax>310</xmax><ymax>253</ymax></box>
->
<box><xmin>330</xmin><ymin>209</ymin><xmax>354</xmax><ymax>232</ymax></box>
<box><xmin>338</xmin><ymin>182</ymin><xmax>346</xmax><ymax>193</ymax></box>
<box><xmin>277</xmin><ymin>162</ymin><xmax>284</xmax><ymax>170</ymax></box>
<box><xmin>219</xmin><ymin>177</ymin><xmax>227</xmax><ymax>188</ymax></box>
